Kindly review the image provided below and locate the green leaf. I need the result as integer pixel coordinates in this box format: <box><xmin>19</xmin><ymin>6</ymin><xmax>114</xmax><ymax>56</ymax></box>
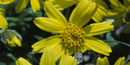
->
<box><xmin>0</xmin><ymin>62</ymin><xmax>6</xmax><ymax>65</ymax></box>
<box><xmin>106</xmin><ymin>32</ymin><xmax>118</xmax><ymax>47</ymax></box>
<box><xmin>23</xmin><ymin>17</ymin><xmax>33</xmax><ymax>21</ymax></box>
<box><xmin>33</xmin><ymin>35</ymin><xmax>44</xmax><ymax>40</ymax></box>
<box><xmin>7</xmin><ymin>53</ymin><xmax>17</xmax><ymax>61</ymax></box>
<box><xmin>9</xmin><ymin>62</ymin><xmax>16</xmax><ymax>65</ymax></box>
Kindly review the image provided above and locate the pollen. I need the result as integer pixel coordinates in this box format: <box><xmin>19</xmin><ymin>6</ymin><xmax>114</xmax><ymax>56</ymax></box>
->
<box><xmin>60</xmin><ymin>23</ymin><xmax>86</xmax><ymax>49</ymax></box>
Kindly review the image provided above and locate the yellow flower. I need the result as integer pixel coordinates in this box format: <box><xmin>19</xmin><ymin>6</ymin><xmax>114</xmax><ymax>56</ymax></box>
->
<box><xmin>15</xmin><ymin>0</ymin><xmax>75</xmax><ymax>13</ymax></box>
<box><xmin>16</xmin><ymin>48</ymin><xmax>77</xmax><ymax>65</ymax></box>
<box><xmin>75</xmin><ymin>0</ymin><xmax>108</xmax><ymax>23</ymax></box>
<box><xmin>0</xmin><ymin>29</ymin><xmax>22</xmax><ymax>47</ymax></box>
<box><xmin>16</xmin><ymin>57</ymin><xmax>32</xmax><ymax>65</ymax></box>
<box><xmin>32</xmin><ymin>0</ymin><xmax>113</xmax><ymax>61</ymax></box>
<box><xmin>0</xmin><ymin>0</ymin><xmax>16</xmax><ymax>5</ymax></box>
<box><xmin>40</xmin><ymin>48</ymin><xmax>77</xmax><ymax>65</ymax></box>
<box><xmin>96</xmin><ymin>57</ymin><xmax>130</xmax><ymax>65</ymax></box>
<box><xmin>0</xmin><ymin>8</ymin><xmax>8</xmax><ymax>30</ymax></box>
<box><xmin>106</xmin><ymin>0</ymin><xmax>130</xmax><ymax>33</ymax></box>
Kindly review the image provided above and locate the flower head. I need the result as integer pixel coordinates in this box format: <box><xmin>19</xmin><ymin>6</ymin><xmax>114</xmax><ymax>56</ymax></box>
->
<box><xmin>96</xmin><ymin>57</ymin><xmax>130</xmax><ymax>65</ymax></box>
<box><xmin>106</xmin><ymin>0</ymin><xmax>130</xmax><ymax>33</ymax></box>
<box><xmin>32</xmin><ymin>0</ymin><xmax>113</xmax><ymax>61</ymax></box>
<box><xmin>16</xmin><ymin>48</ymin><xmax>77</xmax><ymax>65</ymax></box>
<box><xmin>40</xmin><ymin>48</ymin><xmax>77</xmax><ymax>65</ymax></box>
<box><xmin>0</xmin><ymin>29</ymin><xmax>22</xmax><ymax>47</ymax></box>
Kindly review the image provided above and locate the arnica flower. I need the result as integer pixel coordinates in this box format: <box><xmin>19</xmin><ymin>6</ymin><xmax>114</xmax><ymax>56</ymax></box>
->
<box><xmin>15</xmin><ymin>0</ymin><xmax>75</xmax><ymax>13</ymax></box>
<box><xmin>40</xmin><ymin>48</ymin><xmax>77</xmax><ymax>65</ymax></box>
<box><xmin>0</xmin><ymin>29</ymin><xmax>22</xmax><ymax>47</ymax></box>
<box><xmin>0</xmin><ymin>0</ymin><xmax>16</xmax><ymax>5</ymax></box>
<box><xmin>75</xmin><ymin>0</ymin><xmax>108</xmax><ymax>23</ymax></box>
<box><xmin>106</xmin><ymin>0</ymin><xmax>130</xmax><ymax>33</ymax></box>
<box><xmin>96</xmin><ymin>57</ymin><xmax>130</xmax><ymax>65</ymax></box>
<box><xmin>16</xmin><ymin>48</ymin><xmax>77</xmax><ymax>65</ymax></box>
<box><xmin>0</xmin><ymin>8</ymin><xmax>8</xmax><ymax>30</ymax></box>
<box><xmin>32</xmin><ymin>0</ymin><xmax>113</xmax><ymax>61</ymax></box>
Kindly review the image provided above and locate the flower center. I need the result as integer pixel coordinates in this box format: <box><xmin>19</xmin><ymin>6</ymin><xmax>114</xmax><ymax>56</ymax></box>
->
<box><xmin>60</xmin><ymin>23</ymin><xmax>86</xmax><ymax>49</ymax></box>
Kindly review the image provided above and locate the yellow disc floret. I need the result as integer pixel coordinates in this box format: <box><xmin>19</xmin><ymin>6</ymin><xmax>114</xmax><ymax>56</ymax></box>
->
<box><xmin>60</xmin><ymin>23</ymin><xmax>85</xmax><ymax>52</ymax></box>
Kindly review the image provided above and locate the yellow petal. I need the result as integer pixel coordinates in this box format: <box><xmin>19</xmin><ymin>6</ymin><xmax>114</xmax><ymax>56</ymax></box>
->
<box><xmin>39</xmin><ymin>0</ymin><xmax>43</xmax><ymax>5</ymax></box>
<box><xmin>126</xmin><ymin>61</ymin><xmax>130</xmax><ymax>65</ymax></box>
<box><xmin>13</xmin><ymin>36</ymin><xmax>22</xmax><ymax>47</ymax></box>
<box><xmin>0</xmin><ymin>0</ymin><xmax>16</xmax><ymax>5</ymax></box>
<box><xmin>69</xmin><ymin>0</ymin><xmax>97</xmax><ymax>28</ymax></box>
<box><xmin>44</xmin><ymin>2</ymin><xmax>67</xmax><ymax>24</ymax></box>
<box><xmin>59</xmin><ymin>55</ymin><xmax>77</xmax><ymax>65</ymax></box>
<box><xmin>34</xmin><ymin>17</ymin><xmax>65</xmax><ymax>33</ymax></box>
<box><xmin>84</xmin><ymin>21</ymin><xmax>113</xmax><ymax>36</ymax></box>
<box><xmin>46</xmin><ymin>0</ymin><xmax>75</xmax><ymax>10</ymax></box>
<box><xmin>104</xmin><ymin>57</ymin><xmax>110</xmax><ymax>65</ymax></box>
<box><xmin>84</xmin><ymin>37</ymin><xmax>112</xmax><ymax>56</ymax></box>
<box><xmin>96</xmin><ymin>57</ymin><xmax>110</xmax><ymax>65</ymax></box>
<box><xmin>124</xmin><ymin>0</ymin><xmax>130</xmax><ymax>7</ymax></box>
<box><xmin>32</xmin><ymin>35</ymin><xmax>60</xmax><ymax>53</ymax></box>
<box><xmin>16</xmin><ymin>57</ymin><xmax>31</xmax><ymax>65</ymax></box>
<box><xmin>109</xmin><ymin>0</ymin><xmax>127</xmax><ymax>13</ymax></box>
<box><xmin>112</xmin><ymin>8</ymin><xmax>127</xmax><ymax>13</ymax></box>
<box><xmin>110</xmin><ymin>0</ymin><xmax>126</xmax><ymax>9</ymax></box>
<box><xmin>7</xmin><ymin>39</ymin><xmax>15</xmax><ymax>47</ymax></box>
<box><xmin>49</xmin><ymin>42</ymin><xmax>63</xmax><ymax>61</ymax></box>
<box><xmin>15</xmin><ymin>0</ymin><xmax>29</xmax><ymax>13</ymax></box>
<box><xmin>40</xmin><ymin>48</ymin><xmax>55</xmax><ymax>65</ymax></box>
<box><xmin>122</xmin><ymin>23</ymin><xmax>130</xmax><ymax>34</ymax></box>
<box><xmin>112</xmin><ymin>18</ymin><xmax>123</xmax><ymax>28</ymax></box>
<box><xmin>96</xmin><ymin>57</ymin><xmax>103</xmax><ymax>65</ymax></box>
<box><xmin>0</xmin><ymin>15</ymin><xmax>8</xmax><ymax>30</ymax></box>
<box><xmin>0</xmin><ymin>8</ymin><xmax>5</xmax><ymax>16</ymax></box>
<box><xmin>106</xmin><ymin>10</ymin><xmax>124</xmax><ymax>19</ymax></box>
<box><xmin>94</xmin><ymin>0</ymin><xmax>108</xmax><ymax>10</ymax></box>
<box><xmin>114</xmin><ymin>57</ymin><xmax>125</xmax><ymax>65</ymax></box>
<box><xmin>30</xmin><ymin>0</ymin><xmax>41</xmax><ymax>13</ymax></box>
<box><xmin>92</xmin><ymin>0</ymin><xmax>108</xmax><ymax>23</ymax></box>
<box><xmin>7</xmin><ymin>36</ymin><xmax>22</xmax><ymax>47</ymax></box>
<box><xmin>92</xmin><ymin>7</ymin><xmax>104</xmax><ymax>23</ymax></box>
